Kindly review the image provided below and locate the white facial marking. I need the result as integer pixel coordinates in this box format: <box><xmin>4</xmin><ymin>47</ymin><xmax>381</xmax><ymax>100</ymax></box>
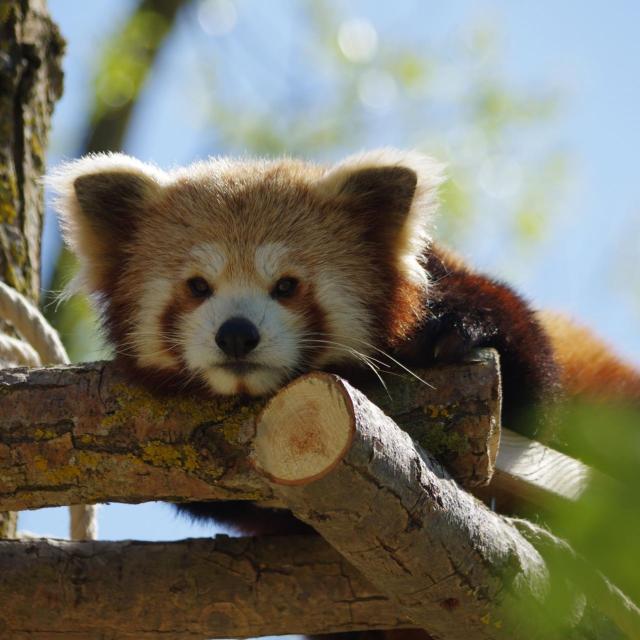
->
<box><xmin>189</xmin><ymin>242</ymin><xmax>226</xmax><ymax>279</ymax></box>
<box><xmin>255</xmin><ymin>242</ymin><xmax>289</xmax><ymax>282</ymax></box>
<box><xmin>181</xmin><ymin>283</ymin><xmax>304</xmax><ymax>395</ymax></box>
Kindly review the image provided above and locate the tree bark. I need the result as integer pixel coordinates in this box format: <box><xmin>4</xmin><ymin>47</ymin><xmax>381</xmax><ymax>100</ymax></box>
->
<box><xmin>253</xmin><ymin>373</ymin><xmax>637</xmax><ymax>640</ymax></box>
<box><xmin>0</xmin><ymin>0</ymin><xmax>64</xmax><ymax>536</ymax></box>
<box><xmin>0</xmin><ymin>534</ymin><xmax>415</xmax><ymax>639</ymax></box>
<box><xmin>0</xmin><ymin>352</ymin><xmax>500</xmax><ymax>511</ymax></box>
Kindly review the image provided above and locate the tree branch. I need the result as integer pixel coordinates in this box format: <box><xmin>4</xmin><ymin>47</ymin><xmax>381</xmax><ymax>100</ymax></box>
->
<box><xmin>0</xmin><ymin>351</ymin><xmax>500</xmax><ymax>511</ymax></box>
<box><xmin>1</xmin><ymin>355</ymin><xmax>635</xmax><ymax>638</ymax></box>
<box><xmin>0</xmin><ymin>534</ymin><xmax>414</xmax><ymax>639</ymax></box>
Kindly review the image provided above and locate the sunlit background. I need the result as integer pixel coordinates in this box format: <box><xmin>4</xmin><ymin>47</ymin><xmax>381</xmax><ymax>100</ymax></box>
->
<box><xmin>20</xmin><ymin>0</ymin><xmax>640</xmax><ymax>606</ymax></box>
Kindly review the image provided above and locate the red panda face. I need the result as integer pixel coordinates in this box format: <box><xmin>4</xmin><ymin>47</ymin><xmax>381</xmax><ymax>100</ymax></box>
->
<box><xmin>49</xmin><ymin>151</ymin><xmax>443</xmax><ymax>396</ymax></box>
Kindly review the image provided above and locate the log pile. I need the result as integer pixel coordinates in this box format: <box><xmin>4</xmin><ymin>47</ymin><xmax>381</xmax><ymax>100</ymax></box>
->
<box><xmin>1</xmin><ymin>351</ymin><xmax>637</xmax><ymax>639</ymax></box>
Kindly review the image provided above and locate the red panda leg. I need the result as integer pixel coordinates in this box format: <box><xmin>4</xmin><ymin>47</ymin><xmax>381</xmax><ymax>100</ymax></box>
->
<box><xmin>395</xmin><ymin>249</ymin><xmax>562</xmax><ymax>437</ymax></box>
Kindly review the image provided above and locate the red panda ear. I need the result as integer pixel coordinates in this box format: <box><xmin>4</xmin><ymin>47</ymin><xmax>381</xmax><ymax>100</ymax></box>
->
<box><xmin>317</xmin><ymin>149</ymin><xmax>445</xmax><ymax>280</ymax></box>
<box><xmin>47</xmin><ymin>153</ymin><xmax>165</xmax><ymax>293</ymax></box>
<box><xmin>334</xmin><ymin>164</ymin><xmax>418</xmax><ymax>232</ymax></box>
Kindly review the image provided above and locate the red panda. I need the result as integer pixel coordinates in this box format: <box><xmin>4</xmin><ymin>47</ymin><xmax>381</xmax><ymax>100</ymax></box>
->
<box><xmin>49</xmin><ymin>149</ymin><xmax>640</xmax><ymax>534</ymax></box>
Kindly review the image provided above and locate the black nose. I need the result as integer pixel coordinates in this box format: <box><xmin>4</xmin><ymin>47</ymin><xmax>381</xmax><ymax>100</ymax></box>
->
<box><xmin>215</xmin><ymin>317</ymin><xmax>260</xmax><ymax>358</ymax></box>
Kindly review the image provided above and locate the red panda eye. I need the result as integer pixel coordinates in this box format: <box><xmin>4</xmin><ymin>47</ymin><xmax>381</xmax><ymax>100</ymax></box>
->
<box><xmin>187</xmin><ymin>276</ymin><xmax>213</xmax><ymax>298</ymax></box>
<box><xmin>271</xmin><ymin>277</ymin><xmax>299</xmax><ymax>299</ymax></box>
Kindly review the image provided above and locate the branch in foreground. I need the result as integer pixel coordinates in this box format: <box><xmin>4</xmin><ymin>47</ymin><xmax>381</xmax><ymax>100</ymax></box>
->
<box><xmin>0</xmin><ymin>534</ymin><xmax>412</xmax><ymax>639</ymax></box>
<box><xmin>253</xmin><ymin>373</ymin><xmax>638</xmax><ymax>640</ymax></box>
<box><xmin>0</xmin><ymin>352</ymin><xmax>499</xmax><ymax>511</ymax></box>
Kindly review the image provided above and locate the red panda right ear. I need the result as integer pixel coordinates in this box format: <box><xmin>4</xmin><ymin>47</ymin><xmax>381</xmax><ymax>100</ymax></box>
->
<box><xmin>316</xmin><ymin>149</ymin><xmax>445</xmax><ymax>286</ymax></box>
<box><xmin>47</xmin><ymin>153</ymin><xmax>165</xmax><ymax>293</ymax></box>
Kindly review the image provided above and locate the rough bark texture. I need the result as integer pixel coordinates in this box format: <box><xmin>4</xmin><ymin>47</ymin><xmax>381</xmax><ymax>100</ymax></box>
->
<box><xmin>0</xmin><ymin>534</ymin><xmax>415</xmax><ymax>639</ymax></box>
<box><xmin>0</xmin><ymin>0</ymin><xmax>62</xmax><ymax>300</ymax></box>
<box><xmin>0</xmin><ymin>352</ymin><xmax>500</xmax><ymax>512</ymax></box>
<box><xmin>368</xmin><ymin>349</ymin><xmax>501</xmax><ymax>488</ymax></box>
<box><xmin>0</xmin><ymin>0</ymin><xmax>64</xmax><ymax>536</ymax></box>
<box><xmin>254</xmin><ymin>374</ymin><xmax>630</xmax><ymax>640</ymax></box>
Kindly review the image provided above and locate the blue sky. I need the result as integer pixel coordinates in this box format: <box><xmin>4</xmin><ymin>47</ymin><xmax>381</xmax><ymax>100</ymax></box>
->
<box><xmin>22</xmin><ymin>0</ymin><xmax>640</xmax><ymax>540</ymax></box>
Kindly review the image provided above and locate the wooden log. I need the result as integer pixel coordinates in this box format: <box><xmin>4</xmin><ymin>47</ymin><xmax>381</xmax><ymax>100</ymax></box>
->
<box><xmin>491</xmin><ymin>429</ymin><xmax>610</xmax><ymax>507</ymax></box>
<box><xmin>0</xmin><ymin>361</ymin><xmax>270</xmax><ymax>510</ymax></box>
<box><xmin>253</xmin><ymin>372</ymin><xmax>550</xmax><ymax>639</ymax></box>
<box><xmin>0</xmin><ymin>353</ymin><xmax>500</xmax><ymax>511</ymax></box>
<box><xmin>0</xmin><ymin>534</ymin><xmax>414</xmax><ymax>639</ymax></box>
<box><xmin>252</xmin><ymin>373</ymin><xmax>637</xmax><ymax>640</ymax></box>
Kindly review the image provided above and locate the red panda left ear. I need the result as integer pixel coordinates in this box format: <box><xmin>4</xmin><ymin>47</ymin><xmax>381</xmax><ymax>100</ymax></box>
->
<box><xmin>47</xmin><ymin>153</ymin><xmax>166</xmax><ymax>294</ymax></box>
<box><xmin>332</xmin><ymin>164</ymin><xmax>418</xmax><ymax>228</ymax></box>
<box><xmin>317</xmin><ymin>149</ymin><xmax>445</xmax><ymax>279</ymax></box>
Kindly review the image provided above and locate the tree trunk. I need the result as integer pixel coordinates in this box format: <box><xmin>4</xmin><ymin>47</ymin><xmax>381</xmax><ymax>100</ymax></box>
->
<box><xmin>0</xmin><ymin>0</ymin><xmax>64</xmax><ymax>536</ymax></box>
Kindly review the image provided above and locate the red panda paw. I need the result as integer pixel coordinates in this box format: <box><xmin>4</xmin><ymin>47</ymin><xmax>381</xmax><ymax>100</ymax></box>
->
<box><xmin>432</xmin><ymin>324</ymin><xmax>478</xmax><ymax>363</ymax></box>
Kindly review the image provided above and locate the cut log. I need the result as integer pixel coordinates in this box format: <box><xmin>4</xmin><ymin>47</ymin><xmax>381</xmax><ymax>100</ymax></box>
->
<box><xmin>253</xmin><ymin>372</ymin><xmax>550</xmax><ymax>639</ymax></box>
<box><xmin>0</xmin><ymin>534</ymin><xmax>413</xmax><ymax>639</ymax></box>
<box><xmin>0</xmin><ymin>353</ymin><xmax>500</xmax><ymax>511</ymax></box>
<box><xmin>0</xmin><ymin>351</ymin><xmax>611</xmax><ymax>516</ymax></box>
<box><xmin>253</xmin><ymin>373</ymin><xmax>638</xmax><ymax>640</ymax></box>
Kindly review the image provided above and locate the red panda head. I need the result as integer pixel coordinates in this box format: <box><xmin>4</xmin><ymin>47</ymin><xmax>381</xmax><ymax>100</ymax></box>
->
<box><xmin>49</xmin><ymin>150</ymin><xmax>443</xmax><ymax>395</ymax></box>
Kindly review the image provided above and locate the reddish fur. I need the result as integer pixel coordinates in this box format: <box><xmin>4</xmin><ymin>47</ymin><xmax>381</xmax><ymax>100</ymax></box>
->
<box><xmin>109</xmin><ymin>288</ymin><xmax>207</xmax><ymax>396</ymax></box>
<box><xmin>393</xmin><ymin>247</ymin><xmax>561</xmax><ymax>434</ymax></box>
<box><xmin>540</xmin><ymin>311</ymin><xmax>640</xmax><ymax>403</ymax></box>
<box><xmin>161</xmin><ymin>287</ymin><xmax>203</xmax><ymax>348</ymax></box>
<box><xmin>279</xmin><ymin>282</ymin><xmax>329</xmax><ymax>365</ymax></box>
<box><xmin>381</xmin><ymin>274</ymin><xmax>426</xmax><ymax>347</ymax></box>
<box><xmin>302</xmin><ymin>302</ymin><xmax>330</xmax><ymax>366</ymax></box>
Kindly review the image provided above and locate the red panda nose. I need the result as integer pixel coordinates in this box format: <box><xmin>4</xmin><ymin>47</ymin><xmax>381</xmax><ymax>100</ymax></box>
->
<box><xmin>215</xmin><ymin>317</ymin><xmax>261</xmax><ymax>359</ymax></box>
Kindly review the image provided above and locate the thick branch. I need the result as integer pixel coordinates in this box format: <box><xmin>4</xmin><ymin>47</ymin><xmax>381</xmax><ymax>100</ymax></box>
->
<box><xmin>0</xmin><ymin>534</ymin><xmax>413</xmax><ymax>639</ymax></box>
<box><xmin>0</xmin><ymin>0</ymin><xmax>64</xmax><ymax>536</ymax></box>
<box><xmin>0</xmin><ymin>0</ymin><xmax>63</xmax><ymax>298</ymax></box>
<box><xmin>0</xmin><ymin>352</ymin><xmax>500</xmax><ymax>511</ymax></box>
<box><xmin>253</xmin><ymin>373</ymin><xmax>637</xmax><ymax>639</ymax></box>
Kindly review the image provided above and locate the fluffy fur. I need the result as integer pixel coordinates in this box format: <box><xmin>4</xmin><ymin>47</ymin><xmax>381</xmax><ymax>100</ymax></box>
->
<box><xmin>539</xmin><ymin>310</ymin><xmax>640</xmax><ymax>400</ymax></box>
<box><xmin>49</xmin><ymin>150</ymin><xmax>443</xmax><ymax>398</ymax></box>
<box><xmin>49</xmin><ymin>149</ymin><xmax>640</xmax><ymax>536</ymax></box>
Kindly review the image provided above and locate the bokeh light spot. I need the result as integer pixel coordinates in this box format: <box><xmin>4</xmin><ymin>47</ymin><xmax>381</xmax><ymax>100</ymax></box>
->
<box><xmin>338</xmin><ymin>18</ymin><xmax>378</xmax><ymax>63</ymax></box>
<box><xmin>358</xmin><ymin>69</ymin><xmax>397</xmax><ymax>110</ymax></box>
<box><xmin>198</xmin><ymin>0</ymin><xmax>237</xmax><ymax>36</ymax></box>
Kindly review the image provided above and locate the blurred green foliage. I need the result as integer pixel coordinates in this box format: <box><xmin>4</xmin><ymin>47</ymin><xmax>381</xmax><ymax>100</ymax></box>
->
<box><xmin>94</xmin><ymin>9</ymin><xmax>173</xmax><ymax>117</ymax></box>
<box><xmin>548</xmin><ymin>402</ymin><xmax>640</xmax><ymax>603</ymax></box>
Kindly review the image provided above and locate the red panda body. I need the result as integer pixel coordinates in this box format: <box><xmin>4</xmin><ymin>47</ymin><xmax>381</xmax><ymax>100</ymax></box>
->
<box><xmin>49</xmin><ymin>149</ymin><xmax>640</xmax><ymax>536</ymax></box>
